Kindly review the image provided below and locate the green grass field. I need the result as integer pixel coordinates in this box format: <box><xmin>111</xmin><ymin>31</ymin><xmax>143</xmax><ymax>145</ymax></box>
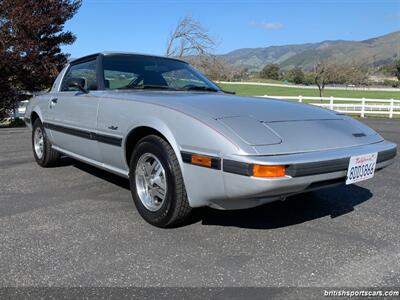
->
<box><xmin>244</xmin><ymin>78</ymin><xmax>284</xmax><ymax>84</ymax></box>
<box><xmin>219</xmin><ymin>83</ymin><xmax>400</xmax><ymax>100</ymax></box>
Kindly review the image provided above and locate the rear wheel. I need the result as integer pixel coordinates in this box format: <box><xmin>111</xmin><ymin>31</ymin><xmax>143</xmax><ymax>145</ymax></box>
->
<box><xmin>129</xmin><ymin>135</ymin><xmax>192</xmax><ymax>227</ymax></box>
<box><xmin>32</xmin><ymin>119</ymin><xmax>60</xmax><ymax>167</ymax></box>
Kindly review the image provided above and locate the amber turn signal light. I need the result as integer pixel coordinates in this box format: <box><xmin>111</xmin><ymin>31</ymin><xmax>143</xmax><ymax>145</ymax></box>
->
<box><xmin>252</xmin><ymin>165</ymin><xmax>286</xmax><ymax>178</ymax></box>
<box><xmin>191</xmin><ymin>154</ymin><xmax>212</xmax><ymax>168</ymax></box>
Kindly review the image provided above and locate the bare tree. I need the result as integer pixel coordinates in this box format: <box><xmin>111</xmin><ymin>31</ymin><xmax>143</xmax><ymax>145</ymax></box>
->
<box><xmin>314</xmin><ymin>62</ymin><xmax>341</xmax><ymax>97</ymax></box>
<box><xmin>166</xmin><ymin>16</ymin><xmax>215</xmax><ymax>58</ymax></box>
<box><xmin>314</xmin><ymin>62</ymin><xmax>368</xmax><ymax>97</ymax></box>
<box><xmin>343</xmin><ymin>63</ymin><xmax>368</xmax><ymax>86</ymax></box>
<box><xmin>187</xmin><ymin>55</ymin><xmax>243</xmax><ymax>81</ymax></box>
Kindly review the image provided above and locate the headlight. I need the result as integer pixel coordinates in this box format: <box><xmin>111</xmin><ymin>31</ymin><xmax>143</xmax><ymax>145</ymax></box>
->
<box><xmin>217</xmin><ymin>116</ymin><xmax>282</xmax><ymax>146</ymax></box>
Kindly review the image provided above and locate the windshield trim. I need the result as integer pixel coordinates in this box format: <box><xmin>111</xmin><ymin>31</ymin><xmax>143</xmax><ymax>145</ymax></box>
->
<box><xmin>111</xmin><ymin>88</ymin><xmax>222</xmax><ymax>93</ymax></box>
<box><xmin>102</xmin><ymin>52</ymin><xmax>189</xmax><ymax>65</ymax></box>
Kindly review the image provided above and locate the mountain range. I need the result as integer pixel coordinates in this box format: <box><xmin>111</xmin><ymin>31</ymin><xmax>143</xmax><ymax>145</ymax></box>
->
<box><xmin>221</xmin><ymin>31</ymin><xmax>399</xmax><ymax>72</ymax></box>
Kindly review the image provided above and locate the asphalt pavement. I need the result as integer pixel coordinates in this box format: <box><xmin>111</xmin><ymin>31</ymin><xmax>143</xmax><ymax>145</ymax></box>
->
<box><xmin>0</xmin><ymin>118</ymin><xmax>399</xmax><ymax>289</ymax></box>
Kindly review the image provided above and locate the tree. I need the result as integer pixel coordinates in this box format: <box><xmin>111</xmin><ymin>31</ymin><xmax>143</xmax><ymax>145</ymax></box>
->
<box><xmin>302</xmin><ymin>72</ymin><xmax>315</xmax><ymax>85</ymax></box>
<box><xmin>188</xmin><ymin>55</ymin><xmax>230</xmax><ymax>81</ymax></box>
<box><xmin>0</xmin><ymin>0</ymin><xmax>81</xmax><ymax>119</ymax></box>
<box><xmin>165</xmin><ymin>16</ymin><xmax>215</xmax><ymax>58</ymax></box>
<box><xmin>314</xmin><ymin>62</ymin><xmax>369</xmax><ymax>96</ymax></box>
<box><xmin>395</xmin><ymin>59</ymin><xmax>400</xmax><ymax>81</ymax></box>
<box><xmin>343</xmin><ymin>64</ymin><xmax>368</xmax><ymax>86</ymax></box>
<box><xmin>287</xmin><ymin>67</ymin><xmax>305</xmax><ymax>84</ymax></box>
<box><xmin>313</xmin><ymin>62</ymin><xmax>341</xmax><ymax>97</ymax></box>
<box><xmin>260</xmin><ymin>64</ymin><xmax>280</xmax><ymax>80</ymax></box>
<box><xmin>187</xmin><ymin>55</ymin><xmax>248</xmax><ymax>81</ymax></box>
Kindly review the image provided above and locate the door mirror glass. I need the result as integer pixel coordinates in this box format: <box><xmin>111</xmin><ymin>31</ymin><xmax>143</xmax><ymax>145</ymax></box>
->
<box><xmin>66</xmin><ymin>77</ymin><xmax>89</xmax><ymax>94</ymax></box>
<box><xmin>66</xmin><ymin>77</ymin><xmax>86</xmax><ymax>89</ymax></box>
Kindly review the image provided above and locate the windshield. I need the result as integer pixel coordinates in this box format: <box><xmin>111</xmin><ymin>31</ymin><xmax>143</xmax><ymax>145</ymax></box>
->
<box><xmin>102</xmin><ymin>54</ymin><xmax>220</xmax><ymax>92</ymax></box>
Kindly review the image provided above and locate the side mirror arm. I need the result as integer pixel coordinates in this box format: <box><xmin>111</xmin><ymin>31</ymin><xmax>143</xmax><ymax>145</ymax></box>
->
<box><xmin>67</xmin><ymin>78</ymin><xmax>90</xmax><ymax>94</ymax></box>
<box><xmin>77</xmin><ymin>85</ymin><xmax>89</xmax><ymax>94</ymax></box>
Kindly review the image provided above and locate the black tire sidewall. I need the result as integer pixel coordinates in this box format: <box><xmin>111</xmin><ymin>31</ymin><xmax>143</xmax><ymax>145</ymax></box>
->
<box><xmin>129</xmin><ymin>137</ymin><xmax>179</xmax><ymax>227</ymax></box>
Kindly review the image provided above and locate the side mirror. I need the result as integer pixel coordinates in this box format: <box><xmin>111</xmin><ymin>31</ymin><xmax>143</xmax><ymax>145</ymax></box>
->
<box><xmin>66</xmin><ymin>77</ymin><xmax>89</xmax><ymax>94</ymax></box>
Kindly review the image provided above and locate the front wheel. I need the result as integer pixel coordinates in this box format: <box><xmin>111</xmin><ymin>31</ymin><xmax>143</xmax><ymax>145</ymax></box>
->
<box><xmin>32</xmin><ymin>119</ymin><xmax>60</xmax><ymax>167</ymax></box>
<box><xmin>129</xmin><ymin>135</ymin><xmax>192</xmax><ymax>227</ymax></box>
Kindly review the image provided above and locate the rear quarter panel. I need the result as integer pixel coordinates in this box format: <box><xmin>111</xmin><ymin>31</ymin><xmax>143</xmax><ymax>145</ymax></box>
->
<box><xmin>27</xmin><ymin>93</ymin><xmax>64</xmax><ymax>144</ymax></box>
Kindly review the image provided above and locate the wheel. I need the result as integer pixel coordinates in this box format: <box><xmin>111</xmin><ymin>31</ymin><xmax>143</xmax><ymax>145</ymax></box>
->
<box><xmin>32</xmin><ymin>119</ymin><xmax>60</xmax><ymax>167</ymax></box>
<box><xmin>129</xmin><ymin>135</ymin><xmax>192</xmax><ymax>227</ymax></box>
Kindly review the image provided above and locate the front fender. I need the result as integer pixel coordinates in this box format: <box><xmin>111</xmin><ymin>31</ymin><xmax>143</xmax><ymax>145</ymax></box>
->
<box><xmin>123</xmin><ymin>117</ymin><xmax>182</xmax><ymax>170</ymax></box>
<box><xmin>97</xmin><ymin>96</ymin><xmax>244</xmax><ymax>207</ymax></box>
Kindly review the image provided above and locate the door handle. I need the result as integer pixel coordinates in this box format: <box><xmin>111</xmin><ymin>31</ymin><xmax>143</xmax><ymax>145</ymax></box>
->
<box><xmin>49</xmin><ymin>98</ymin><xmax>58</xmax><ymax>108</ymax></box>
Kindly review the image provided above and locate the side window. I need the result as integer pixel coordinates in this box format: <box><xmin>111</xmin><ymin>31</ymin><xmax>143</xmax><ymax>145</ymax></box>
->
<box><xmin>61</xmin><ymin>60</ymin><xmax>97</xmax><ymax>91</ymax></box>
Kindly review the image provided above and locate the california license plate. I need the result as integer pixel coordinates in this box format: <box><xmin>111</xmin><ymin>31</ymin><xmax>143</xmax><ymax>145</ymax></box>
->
<box><xmin>346</xmin><ymin>153</ymin><xmax>377</xmax><ymax>185</ymax></box>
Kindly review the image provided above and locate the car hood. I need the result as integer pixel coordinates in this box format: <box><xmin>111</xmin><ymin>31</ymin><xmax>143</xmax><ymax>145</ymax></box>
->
<box><xmin>173</xmin><ymin>93</ymin><xmax>341</xmax><ymax>121</ymax></box>
<box><xmin>100</xmin><ymin>90</ymin><xmax>340</xmax><ymax>121</ymax></box>
<box><xmin>101</xmin><ymin>91</ymin><xmax>383</xmax><ymax>155</ymax></box>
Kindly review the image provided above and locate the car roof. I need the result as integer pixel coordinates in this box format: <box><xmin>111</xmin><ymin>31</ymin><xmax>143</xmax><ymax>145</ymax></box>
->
<box><xmin>69</xmin><ymin>52</ymin><xmax>188</xmax><ymax>65</ymax></box>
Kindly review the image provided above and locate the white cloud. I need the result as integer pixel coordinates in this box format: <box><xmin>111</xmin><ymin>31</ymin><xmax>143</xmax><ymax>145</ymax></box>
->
<box><xmin>250</xmin><ymin>21</ymin><xmax>284</xmax><ymax>30</ymax></box>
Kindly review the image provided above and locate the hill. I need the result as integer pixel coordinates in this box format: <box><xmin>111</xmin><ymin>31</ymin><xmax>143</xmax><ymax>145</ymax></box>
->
<box><xmin>221</xmin><ymin>31</ymin><xmax>400</xmax><ymax>71</ymax></box>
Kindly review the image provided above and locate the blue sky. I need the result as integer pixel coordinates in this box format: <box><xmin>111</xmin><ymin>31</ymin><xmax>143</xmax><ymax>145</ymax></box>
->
<box><xmin>63</xmin><ymin>0</ymin><xmax>400</xmax><ymax>57</ymax></box>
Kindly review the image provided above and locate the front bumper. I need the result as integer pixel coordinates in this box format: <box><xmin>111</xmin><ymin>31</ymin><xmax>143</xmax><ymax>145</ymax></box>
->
<box><xmin>181</xmin><ymin>141</ymin><xmax>396</xmax><ymax>209</ymax></box>
<box><xmin>211</xmin><ymin>141</ymin><xmax>396</xmax><ymax>209</ymax></box>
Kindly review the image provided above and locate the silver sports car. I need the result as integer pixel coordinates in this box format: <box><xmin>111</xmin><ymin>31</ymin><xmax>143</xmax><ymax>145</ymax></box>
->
<box><xmin>25</xmin><ymin>52</ymin><xmax>397</xmax><ymax>227</ymax></box>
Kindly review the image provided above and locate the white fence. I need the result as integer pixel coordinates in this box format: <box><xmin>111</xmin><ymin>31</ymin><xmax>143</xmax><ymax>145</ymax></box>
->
<box><xmin>259</xmin><ymin>95</ymin><xmax>400</xmax><ymax>118</ymax></box>
<box><xmin>218</xmin><ymin>81</ymin><xmax>400</xmax><ymax>92</ymax></box>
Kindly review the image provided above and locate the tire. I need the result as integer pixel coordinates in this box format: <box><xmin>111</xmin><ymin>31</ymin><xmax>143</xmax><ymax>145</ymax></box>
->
<box><xmin>32</xmin><ymin>119</ymin><xmax>60</xmax><ymax>167</ymax></box>
<box><xmin>129</xmin><ymin>135</ymin><xmax>192</xmax><ymax>227</ymax></box>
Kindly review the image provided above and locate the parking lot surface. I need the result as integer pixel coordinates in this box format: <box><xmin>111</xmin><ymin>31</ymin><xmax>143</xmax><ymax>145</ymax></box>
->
<box><xmin>0</xmin><ymin>118</ymin><xmax>399</xmax><ymax>287</ymax></box>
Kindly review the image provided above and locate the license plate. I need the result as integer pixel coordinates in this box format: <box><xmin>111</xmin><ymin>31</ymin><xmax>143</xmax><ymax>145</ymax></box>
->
<box><xmin>346</xmin><ymin>152</ymin><xmax>377</xmax><ymax>185</ymax></box>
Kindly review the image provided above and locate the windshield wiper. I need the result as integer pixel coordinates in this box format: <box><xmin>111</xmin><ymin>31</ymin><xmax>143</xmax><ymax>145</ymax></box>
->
<box><xmin>222</xmin><ymin>89</ymin><xmax>235</xmax><ymax>95</ymax></box>
<box><xmin>119</xmin><ymin>85</ymin><xmax>176</xmax><ymax>90</ymax></box>
<box><xmin>181</xmin><ymin>86</ymin><xmax>219</xmax><ymax>92</ymax></box>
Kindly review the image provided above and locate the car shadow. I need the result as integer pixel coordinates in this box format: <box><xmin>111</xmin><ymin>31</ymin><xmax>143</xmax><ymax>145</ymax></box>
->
<box><xmin>194</xmin><ymin>185</ymin><xmax>373</xmax><ymax>229</ymax></box>
<box><xmin>59</xmin><ymin>156</ymin><xmax>131</xmax><ymax>190</ymax></box>
<box><xmin>62</xmin><ymin>157</ymin><xmax>373</xmax><ymax>230</ymax></box>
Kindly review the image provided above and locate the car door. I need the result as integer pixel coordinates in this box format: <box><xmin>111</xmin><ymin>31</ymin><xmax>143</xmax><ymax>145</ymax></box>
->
<box><xmin>96</xmin><ymin>55</ymin><xmax>139</xmax><ymax>172</ymax></box>
<box><xmin>46</xmin><ymin>57</ymin><xmax>102</xmax><ymax>162</ymax></box>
